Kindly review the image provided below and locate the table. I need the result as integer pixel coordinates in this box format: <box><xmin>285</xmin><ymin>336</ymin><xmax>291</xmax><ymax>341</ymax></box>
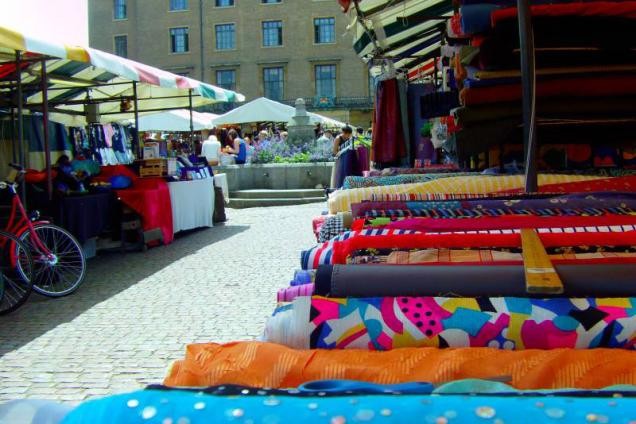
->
<box><xmin>168</xmin><ymin>178</ymin><xmax>215</xmax><ymax>233</ymax></box>
<box><xmin>214</xmin><ymin>173</ymin><xmax>229</xmax><ymax>204</ymax></box>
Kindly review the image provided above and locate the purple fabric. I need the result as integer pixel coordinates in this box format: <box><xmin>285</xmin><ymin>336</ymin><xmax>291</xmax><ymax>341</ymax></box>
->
<box><xmin>277</xmin><ymin>284</ymin><xmax>314</xmax><ymax>302</ymax></box>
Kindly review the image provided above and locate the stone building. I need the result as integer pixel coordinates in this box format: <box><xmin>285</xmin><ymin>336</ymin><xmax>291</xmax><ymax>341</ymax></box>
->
<box><xmin>88</xmin><ymin>0</ymin><xmax>373</xmax><ymax>126</ymax></box>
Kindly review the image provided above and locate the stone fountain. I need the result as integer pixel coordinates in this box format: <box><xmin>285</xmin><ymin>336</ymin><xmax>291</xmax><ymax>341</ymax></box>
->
<box><xmin>286</xmin><ymin>98</ymin><xmax>316</xmax><ymax>146</ymax></box>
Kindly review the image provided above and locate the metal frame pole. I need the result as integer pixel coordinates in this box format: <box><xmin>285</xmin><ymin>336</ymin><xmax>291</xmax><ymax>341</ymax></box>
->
<box><xmin>518</xmin><ymin>0</ymin><xmax>538</xmax><ymax>193</ymax></box>
<box><xmin>15</xmin><ymin>51</ymin><xmax>26</xmax><ymax>205</ymax></box>
<box><xmin>188</xmin><ymin>89</ymin><xmax>194</xmax><ymax>144</ymax></box>
<box><xmin>133</xmin><ymin>81</ymin><xmax>140</xmax><ymax>158</ymax></box>
<box><xmin>41</xmin><ymin>59</ymin><xmax>52</xmax><ymax>200</ymax></box>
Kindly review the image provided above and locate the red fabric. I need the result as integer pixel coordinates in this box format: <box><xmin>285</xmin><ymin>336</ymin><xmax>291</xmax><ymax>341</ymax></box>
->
<box><xmin>312</xmin><ymin>216</ymin><xmax>327</xmax><ymax>241</ymax></box>
<box><xmin>385</xmin><ymin>215</ymin><xmax>636</xmax><ymax>232</ymax></box>
<box><xmin>338</xmin><ymin>0</ymin><xmax>353</xmax><ymax>12</ymax></box>
<box><xmin>96</xmin><ymin>165</ymin><xmax>174</xmax><ymax>244</ymax></box>
<box><xmin>461</xmin><ymin>76</ymin><xmax>636</xmax><ymax>106</ymax></box>
<box><xmin>497</xmin><ymin>176</ymin><xmax>636</xmax><ymax>195</ymax></box>
<box><xmin>373</xmin><ymin>78</ymin><xmax>406</xmax><ymax>164</ymax></box>
<box><xmin>331</xmin><ymin>231</ymin><xmax>636</xmax><ymax>264</ymax></box>
<box><xmin>492</xmin><ymin>2</ymin><xmax>636</xmax><ymax>28</ymax></box>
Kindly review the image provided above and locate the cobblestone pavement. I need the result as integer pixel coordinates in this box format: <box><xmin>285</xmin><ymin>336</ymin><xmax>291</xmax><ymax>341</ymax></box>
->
<box><xmin>0</xmin><ymin>202</ymin><xmax>324</xmax><ymax>403</ymax></box>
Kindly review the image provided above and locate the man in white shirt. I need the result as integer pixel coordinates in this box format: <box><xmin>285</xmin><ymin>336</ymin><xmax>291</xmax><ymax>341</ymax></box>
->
<box><xmin>201</xmin><ymin>128</ymin><xmax>222</xmax><ymax>166</ymax></box>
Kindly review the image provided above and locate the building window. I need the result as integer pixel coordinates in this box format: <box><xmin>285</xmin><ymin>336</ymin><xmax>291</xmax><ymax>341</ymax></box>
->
<box><xmin>215</xmin><ymin>24</ymin><xmax>235</xmax><ymax>50</ymax></box>
<box><xmin>113</xmin><ymin>0</ymin><xmax>127</xmax><ymax>19</ymax></box>
<box><xmin>263</xmin><ymin>67</ymin><xmax>284</xmax><ymax>101</ymax></box>
<box><xmin>170</xmin><ymin>27</ymin><xmax>189</xmax><ymax>53</ymax></box>
<box><xmin>114</xmin><ymin>35</ymin><xmax>128</xmax><ymax>58</ymax></box>
<box><xmin>216</xmin><ymin>70</ymin><xmax>236</xmax><ymax>90</ymax></box>
<box><xmin>315</xmin><ymin>64</ymin><xmax>336</xmax><ymax>98</ymax></box>
<box><xmin>314</xmin><ymin>17</ymin><xmax>335</xmax><ymax>44</ymax></box>
<box><xmin>262</xmin><ymin>0</ymin><xmax>281</xmax><ymax>3</ymax></box>
<box><xmin>170</xmin><ymin>0</ymin><xmax>188</xmax><ymax>10</ymax></box>
<box><xmin>262</xmin><ymin>21</ymin><xmax>282</xmax><ymax>47</ymax></box>
<box><xmin>215</xmin><ymin>0</ymin><xmax>234</xmax><ymax>6</ymax></box>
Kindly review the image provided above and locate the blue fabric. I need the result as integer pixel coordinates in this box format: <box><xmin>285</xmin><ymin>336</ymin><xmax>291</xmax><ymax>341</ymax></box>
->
<box><xmin>236</xmin><ymin>139</ymin><xmax>247</xmax><ymax>164</ymax></box>
<box><xmin>460</xmin><ymin>4</ymin><xmax>501</xmax><ymax>35</ymax></box>
<box><xmin>62</xmin><ymin>389</ymin><xmax>636</xmax><ymax>424</ymax></box>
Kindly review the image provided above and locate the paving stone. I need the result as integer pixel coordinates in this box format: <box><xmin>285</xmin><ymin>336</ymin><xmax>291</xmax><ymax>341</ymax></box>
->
<box><xmin>0</xmin><ymin>203</ymin><xmax>323</xmax><ymax>401</ymax></box>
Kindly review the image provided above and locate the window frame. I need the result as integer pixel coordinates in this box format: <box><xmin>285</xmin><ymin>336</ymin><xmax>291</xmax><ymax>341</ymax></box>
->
<box><xmin>313</xmin><ymin>17</ymin><xmax>336</xmax><ymax>45</ymax></box>
<box><xmin>113</xmin><ymin>34</ymin><xmax>128</xmax><ymax>58</ymax></box>
<box><xmin>261</xmin><ymin>20</ymin><xmax>283</xmax><ymax>48</ymax></box>
<box><xmin>169</xmin><ymin>27</ymin><xmax>190</xmax><ymax>54</ymax></box>
<box><xmin>214</xmin><ymin>23</ymin><xmax>236</xmax><ymax>51</ymax></box>
<box><xmin>261</xmin><ymin>0</ymin><xmax>282</xmax><ymax>3</ymax></box>
<box><xmin>215</xmin><ymin>69</ymin><xmax>237</xmax><ymax>91</ymax></box>
<box><xmin>169</xmin><ymin>0</ymin><xmax>188</xmax><ymax>11</ymax></box>
<box><xmin>113</xmin><ymin>0</ymin><xmax>127</xmax><ymax>20</ymax></box>
<box><xmin>314</xmin><ymin>64</ymin><xmax>337</xmax><ymax>99</ymax></box>
<box><xmin>214</xmin><ymin>0</ymin><xmax>235</xmax><ymax>7</ymax></box>
<box><xmin>262</xmin><ymin>66</ymin><xmax>285</xmax><ymax>101</ymax></box>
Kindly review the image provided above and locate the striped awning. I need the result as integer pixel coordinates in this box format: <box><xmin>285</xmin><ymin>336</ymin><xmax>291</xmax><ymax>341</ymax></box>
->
<box><xmin>341</xmin><ymin>0</ymin><xmax>453</xmax><ymax>80</ymax></box>
<box><xmin>0</xmin><ymin>26</ymin><xmax>245</xmax><ymax>125</ymax></box>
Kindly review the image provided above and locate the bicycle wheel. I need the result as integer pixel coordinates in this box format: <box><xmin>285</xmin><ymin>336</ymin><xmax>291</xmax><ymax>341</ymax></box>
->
<box><xmin>19</xmin><ymin>224</ymin><xmax>86</xmax><ymax>297</ymax></box>
<box><xmin>0</xmin><ymin>230</ymin><xmax>34</xmax><ymax>315</ymax></box>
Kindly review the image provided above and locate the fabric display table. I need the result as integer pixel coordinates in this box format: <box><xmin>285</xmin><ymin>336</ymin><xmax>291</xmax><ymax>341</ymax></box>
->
<box><xmin>213</xmin><ymin>173</ymin><xmax>229</xmax><ymax>204</ymax></box>
<box><xmin>168</xmin><ymin>178</ymin><xmax>215</xmax><ymax>233</ymax></box>
<box><xmin>96</xmin><ymin>165</ymin><xmax>174</xmax><ymax>245</ymax></box>
<box><xmin>31</xmin><ymin>191</ymin><xmax>116</xmax><ymax>245</ymax></box>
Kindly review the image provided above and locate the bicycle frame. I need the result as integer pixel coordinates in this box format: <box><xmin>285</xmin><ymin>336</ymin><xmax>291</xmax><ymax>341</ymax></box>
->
<box><xmin>1</xmin><ymin>183</ymin><xmax>53</xmax><ymax>260</ymax></box>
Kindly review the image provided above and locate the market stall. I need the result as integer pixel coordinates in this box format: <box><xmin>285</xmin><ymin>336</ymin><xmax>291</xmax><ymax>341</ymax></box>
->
<box><xmin>0</xmin><ymin>25</ymin><xmax>244</xmax><ymax>256</ymax></box>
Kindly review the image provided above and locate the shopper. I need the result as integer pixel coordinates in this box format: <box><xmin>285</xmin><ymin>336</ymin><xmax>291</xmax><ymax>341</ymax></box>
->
<box><xmin>224</xmin><ymin>129</ymin><xmax>247</xmax><ymax>165</ymax></box>
<box><xmin>332</xmin><ymin>125</ymin><xmax>354</xmax><ymax>155</ymax></box>
<box><xmin>201</xmin><ymin>130</ymin><xmax>222</xmax><ymax>166</ymax></box>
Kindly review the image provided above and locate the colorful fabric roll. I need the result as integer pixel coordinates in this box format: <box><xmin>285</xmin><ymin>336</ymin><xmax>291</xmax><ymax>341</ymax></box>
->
<box><xmin>342</xmin><ymin>173</ymin><xmax>472</xmax><ymax>189</ymax></box>
<box><xmin>163</xmin><ymin>341</ymin><xmax>636</xmax><ymax>389</ymax></box>
<box><xmin>63</xmin><ymin>388</ymin><xmax>636</xmax><ymax>424</ymax></box>
<box><xmin>264</xmin><ymin>296</ymin><xmax>636</xmax><ymax>350</ymax></box>
<box><xmin>277</xmin><ymin>284</ymin><xmax>314</xmax><ymax>302</ymax></box>
<box><xmin>328</xmin><ymin>174</ymin><xmax>605</xmax><ymax>213</ymax></box>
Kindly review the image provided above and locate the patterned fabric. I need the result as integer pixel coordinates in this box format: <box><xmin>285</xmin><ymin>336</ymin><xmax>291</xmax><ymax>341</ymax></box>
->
<box><xmin>328</xmin><ymin>174</ymin><xmax>605</xmax><ymax>213</ymax></box>
<box><xmin>301</xmin><ymin>229</ymin><xmax>420</xmax><ymax>270</ymax></box>
<box><xmin>63</xmin><ymin>389</ymin><xmax>636</xmax><ymax>424</ymax></box>
<box><xmin>370</xmin><ymin>193</ymin><xmax>494</xmax><ymax>202</ymax></box>
<box><xmin>318</xmin><ymin>215</ymin><xmax>345</xmax><ymax>243</ymax></box>
<box><xmin>363</xmin><ymin>206</ymin><xmax>636</xmax><ymax>219</ymax></box>
<box><xmin>277</xmin><ymin>284</ymin><xmax>314</xmax><ymax>302</ymax></box>
<box><xmin>367</xmin><ymin>165</ymin><xmax>460</xmax><ymax>176</ymax></box>
<box><xmin>266</xmin><ymin>296</ymin><xmax>636</xmax><ymax>350</ymax></box>
<box><xmin>342</xmin><ymin>173</ymin><xmax>472</xmax><ymax>189</ymax></box>
<box><xmin>164</xmin><ymin>341</ymin><xmax>636</xmax><ymax>389</ymax></box>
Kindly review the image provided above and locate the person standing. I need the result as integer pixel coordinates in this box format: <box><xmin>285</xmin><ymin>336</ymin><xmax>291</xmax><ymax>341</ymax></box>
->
<box><xmin>332</xmin><ymin>125</ymin><xmax>353</xmax><ymax>155</ymax></box>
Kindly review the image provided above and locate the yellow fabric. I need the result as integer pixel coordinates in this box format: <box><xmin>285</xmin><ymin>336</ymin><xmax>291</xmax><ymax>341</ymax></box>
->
<box><xmin>327</xmin><ymin>174</ymin><xmax>604</xmax><ymax>213</ymax></box>
<box><xmin>66</xmin><ymin>46</ymin><xmax>90</xmax><ymax>62</ymax></box>
<box><xmin>0</xmin><ymin>26</ymin><xmax>26</xmax><ymax>54</ymax></box>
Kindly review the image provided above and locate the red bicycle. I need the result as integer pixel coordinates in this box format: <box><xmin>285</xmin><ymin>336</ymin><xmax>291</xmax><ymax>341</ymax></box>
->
<box><xmin>1</xmin><ymin>164</ymin><xmax>86</xmax><ymax>301</ymax></box>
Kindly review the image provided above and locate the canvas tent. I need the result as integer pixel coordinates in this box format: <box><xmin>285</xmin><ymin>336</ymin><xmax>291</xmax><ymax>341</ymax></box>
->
<box><xmin>133</xmin><ymin>110</ymin><xmax>218</xmax><ymax>132</ymax></box>
<box><xmin>211</xmin><ymin>97</ymin><xmax>347</xmax><ymax>129</ymax></box>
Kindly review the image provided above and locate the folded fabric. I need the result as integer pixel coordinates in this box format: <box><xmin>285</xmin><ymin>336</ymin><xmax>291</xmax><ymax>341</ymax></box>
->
<box><xmin>164</xmin><ymin>341</ymin><xmax>636</xmax><ymax>389</ymax></box>
<box><xmin>265</xmin><ymin>296</ymin><xmax>636</xmax><ymax>350</ymax></box>
<box><xmin>499</xmin><ymin>175</ymin><xmax>636</xmax><ymax>195</ymax></box>
<box><xmin>63</xmin><ymin>388</ymin><xmax>636</xmax><ymax>424</ymax></box>
<box><xmin>492</xmin><ymin>2</ymin><xmax>636</xmax><ymax>28</ymax></box>
<box><xmin>461</xmin><ymin>4</ymin><xmax>501</xmax><ymax>35</ymax></box>
<box><xmin>367</xmin><ymin>165</ymin><xmax>460</xmax><ymax>176</ymax></box>
<box><xmin>315</xmin><ymin>263</ymin><xmax>636</xmax><ymax>298</ymax></box>
<box><xmin>328</xmin><ymin>174</ymin><xmax>604</xmax><ymax>213</ymax></box>
<box><xmin>460</xmin><ymin>75</ymin><xmax>636</xmax><ymax>106</ymax></box>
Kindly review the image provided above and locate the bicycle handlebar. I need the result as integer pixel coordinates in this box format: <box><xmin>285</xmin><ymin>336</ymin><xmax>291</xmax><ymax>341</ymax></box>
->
<box><xmin>8</xmin><ymin>163</ymin><xmax>25</xmax><ymax>172</ymax></box>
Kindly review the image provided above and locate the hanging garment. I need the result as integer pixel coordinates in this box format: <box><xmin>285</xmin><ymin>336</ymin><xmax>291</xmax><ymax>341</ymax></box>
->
<box><xmin>373</xmin><ymin>78</ymin><xmax>406</xmax><ymax>164</ymax></box>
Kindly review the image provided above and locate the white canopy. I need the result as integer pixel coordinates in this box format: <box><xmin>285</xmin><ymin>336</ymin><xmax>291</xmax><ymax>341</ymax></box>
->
<box><xmin>211</xmin><ymin>97</ymin><xmax>347</xmax><ymax>129</ymax></box>
<box><xmin>132</xmin><ymin>109</ymin><xmax>218</xmax><ymax>131</ymax></box>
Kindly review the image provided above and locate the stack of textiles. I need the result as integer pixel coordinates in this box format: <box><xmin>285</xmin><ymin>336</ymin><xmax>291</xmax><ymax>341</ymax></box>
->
<box><xmin>155</xmin><ymin>171</ymin><xmax>636</xmax><ymax>424</ymax></box>
<box><xmin>447</xmin><ymin>0</ymin><xmax>636</xmax><ymax>165</ymax></box>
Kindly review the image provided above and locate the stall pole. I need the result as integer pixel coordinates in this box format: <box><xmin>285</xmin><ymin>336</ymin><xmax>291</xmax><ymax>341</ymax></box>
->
<box><xmin>41</xmin><ymin>59</ymin><xmax>53</xmax><ymax>200</ymax></box>
<box><xmin>188</xmin><ymin>89</ymin><xmax>194</xmax><ymax>144</ymax></box>
<box><xmin>15</xmin><ymin>51</ymin><xmax>26</xmax><ymax>205</ymax></box>
<box><xmin>517</xmin><ymin>0</ymin><xmax>538</xmax><ymax>193</ymax></box>
<box><xmin>133</xmin><ymin>81</ymin><xmax>140</xmax><ymax>158</ymax></box>
<box><xmin>10</xmin><ymin>107</ymin><xmax>17</xmax><ymax>163</ymax></box>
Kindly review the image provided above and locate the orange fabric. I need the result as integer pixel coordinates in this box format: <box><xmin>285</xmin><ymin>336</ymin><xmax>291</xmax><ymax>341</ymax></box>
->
<box><xmin>164</xmin><ymin>342</ymin><xmax>636</xmax><ymax>390</ymax></box>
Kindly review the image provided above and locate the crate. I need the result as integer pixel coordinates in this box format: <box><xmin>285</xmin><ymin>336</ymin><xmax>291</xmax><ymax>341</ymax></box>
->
<box><xmin>138</xmin><ymin>158</ymin><xmax>178</xmax><ymax>178</ymax></box>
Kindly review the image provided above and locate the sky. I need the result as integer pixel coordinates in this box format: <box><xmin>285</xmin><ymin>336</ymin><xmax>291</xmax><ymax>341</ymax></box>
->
<box><xmin>0</xmin><ymin>0</ymin><xmax>89</xmax><ymax>45</ymax></box>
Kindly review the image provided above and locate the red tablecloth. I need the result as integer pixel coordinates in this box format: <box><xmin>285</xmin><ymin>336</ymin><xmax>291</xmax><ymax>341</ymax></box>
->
<box><xmin>97</xmin><ymin>165</ymin><xmax>174</xmax><ymax>244</ymax></box>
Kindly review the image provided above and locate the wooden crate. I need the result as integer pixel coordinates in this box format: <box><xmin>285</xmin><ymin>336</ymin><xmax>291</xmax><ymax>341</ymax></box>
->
<box><xmin>139</xmin><ymin>159</ymin><xmax>166</xmax><ymax>178</ymax></box>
